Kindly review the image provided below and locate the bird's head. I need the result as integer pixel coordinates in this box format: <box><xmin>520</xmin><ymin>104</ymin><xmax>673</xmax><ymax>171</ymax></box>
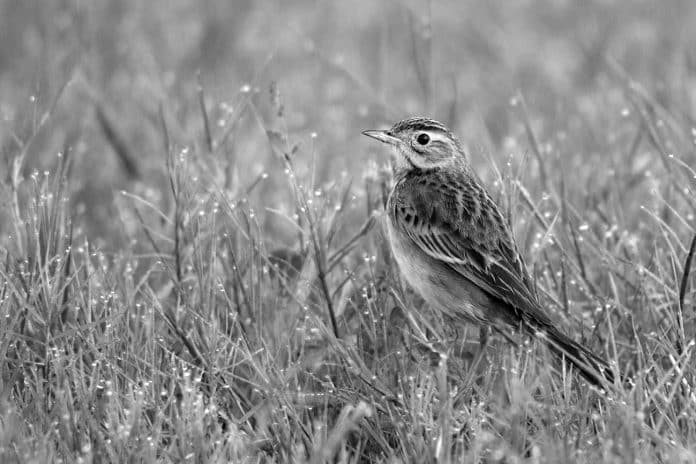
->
<box><xmin>363</xmin><ymin>117</ymin><xmax>467</xmax><ymax>172</ymax></box>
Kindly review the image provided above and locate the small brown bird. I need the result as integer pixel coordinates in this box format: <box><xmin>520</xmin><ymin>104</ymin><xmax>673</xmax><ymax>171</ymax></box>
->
<box><xmin>363</xmin><ymin>117</ymin><xmax>614</xmax><ymax>387</ymax></box>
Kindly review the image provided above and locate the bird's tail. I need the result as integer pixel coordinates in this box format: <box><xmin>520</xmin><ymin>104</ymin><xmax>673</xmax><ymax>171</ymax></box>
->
<box><xmin>527</xmin><ymin>322</ymin><xmax>616</xmax><ymax>388</ymax></box>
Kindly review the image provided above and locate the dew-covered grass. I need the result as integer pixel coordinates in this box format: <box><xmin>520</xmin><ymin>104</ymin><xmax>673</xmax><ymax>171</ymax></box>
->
<box><xmin>1</xmin><ymin>1</ymin><xmax>696</xmax><ymax>462</ymax></box>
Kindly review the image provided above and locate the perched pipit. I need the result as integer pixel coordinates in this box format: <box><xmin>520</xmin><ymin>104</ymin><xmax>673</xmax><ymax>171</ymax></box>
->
<box><xmin>363</xmin><ymin>117</ymin><xmax>614</xmax><ymax>387</ymax></box>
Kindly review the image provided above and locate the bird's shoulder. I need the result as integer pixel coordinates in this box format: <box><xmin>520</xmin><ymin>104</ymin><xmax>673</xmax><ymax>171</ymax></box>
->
<box><xmin>391</xmin><ymin>168</ymin><xmax>514</xmax><ymax>255</ymax></box>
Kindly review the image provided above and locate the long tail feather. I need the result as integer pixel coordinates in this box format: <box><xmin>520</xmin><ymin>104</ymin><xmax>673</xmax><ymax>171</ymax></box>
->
<box><xmin>546</xmin><ymin>327</ymin><xmax>615</xmax><ymax>387</ymax></box>
<box><xmin>524</xmin><ymin>321</ymin><xmax>616</xmax><ymax>387</ymax></box>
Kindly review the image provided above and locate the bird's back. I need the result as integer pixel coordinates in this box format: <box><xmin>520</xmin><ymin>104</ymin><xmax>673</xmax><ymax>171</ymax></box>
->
<box><xmin>387</xmin><ymin>167</ymin><xmax>614</xmax><ymax>386</ymax></box>
<box><xmin>387</xmin><ymin>168</ymin><xmax>538</xmax><ymax>324</ymax></box>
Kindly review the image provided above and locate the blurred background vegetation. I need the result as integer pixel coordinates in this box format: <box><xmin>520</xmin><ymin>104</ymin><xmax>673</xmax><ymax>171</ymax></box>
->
<box><xmin>2</xmin><ymin>0</ymin><xmax>695</xmax><ymax>246</ymax></box>
<box><xmin>2</xmin><ymin>0</ymin><xmax>696</xmax><ymax>461</ymax></box>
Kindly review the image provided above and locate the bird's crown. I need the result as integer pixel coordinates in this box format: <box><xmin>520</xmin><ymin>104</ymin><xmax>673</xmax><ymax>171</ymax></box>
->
<box><xmin>389</xmin><ymin>117</ymin><xmax>450</xmax><ymax>136</ymax></box>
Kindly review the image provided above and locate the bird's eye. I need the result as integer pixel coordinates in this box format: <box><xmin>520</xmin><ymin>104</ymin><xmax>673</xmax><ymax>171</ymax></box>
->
<box><xmin>416</xmin><ymin>133</ymin><xmax>430</xmax><ymax>145</ymax></box>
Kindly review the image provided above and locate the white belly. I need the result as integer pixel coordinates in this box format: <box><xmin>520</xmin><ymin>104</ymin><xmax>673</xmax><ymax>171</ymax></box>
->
<box><xmin>386</xmin><ymin>219</ymin><xmax>487</xmax><ymax>324</ymax></box>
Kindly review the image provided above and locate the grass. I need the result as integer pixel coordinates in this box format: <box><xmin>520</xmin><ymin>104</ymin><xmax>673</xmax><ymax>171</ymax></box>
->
<box><xmin>1</xmin><ymin>0</ymin><xmax>696</xmax><ymax>462</ymax></box>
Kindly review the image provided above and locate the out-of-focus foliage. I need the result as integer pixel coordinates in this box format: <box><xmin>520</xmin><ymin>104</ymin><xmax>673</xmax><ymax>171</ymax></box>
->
<box><xmin>2</xmin><ymin>1</ymin><xmax>696</xmax><ymax>462</ymax></box>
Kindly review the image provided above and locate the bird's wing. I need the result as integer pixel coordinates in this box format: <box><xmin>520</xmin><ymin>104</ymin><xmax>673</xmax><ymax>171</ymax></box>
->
<box><xmin>394</xmin><ymin>174</ymin><xmax>552</xmax><ymax>328</ymax></box>
<box><xmin>392</xmin><ymin>173</ymin><xmax>616</xmax><ymax>387</ymax></box>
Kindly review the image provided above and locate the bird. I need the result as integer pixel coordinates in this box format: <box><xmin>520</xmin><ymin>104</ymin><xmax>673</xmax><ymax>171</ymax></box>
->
<box><xmin>363</xmin><ymin>116</ymin><xmax>615</xmax><ymax>387</ymax></box>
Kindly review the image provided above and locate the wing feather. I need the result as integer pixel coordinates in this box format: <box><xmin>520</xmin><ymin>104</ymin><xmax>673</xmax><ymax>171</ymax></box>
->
<box><xmin>390</xmin><ymin>171</ymin><xmax>615</xmax><ymax>386</ymax></box>
<box><xmin>395</xmin><ymin>173</ymin><xmax>552</xmax><ymax>327</ymax></box>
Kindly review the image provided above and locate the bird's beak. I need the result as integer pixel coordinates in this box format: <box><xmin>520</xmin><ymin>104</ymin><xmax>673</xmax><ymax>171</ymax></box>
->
<box><xmin>362</xmin><ymin>129</ymin><xmax>400</xmax><ymax>146</ymax></box>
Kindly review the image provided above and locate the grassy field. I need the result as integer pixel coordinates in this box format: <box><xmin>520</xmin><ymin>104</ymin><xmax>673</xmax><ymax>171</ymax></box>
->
<box><xmin>1</xmin><ymin>0</ymin><xmax>696</xmax><ymax>462</ymax></box>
